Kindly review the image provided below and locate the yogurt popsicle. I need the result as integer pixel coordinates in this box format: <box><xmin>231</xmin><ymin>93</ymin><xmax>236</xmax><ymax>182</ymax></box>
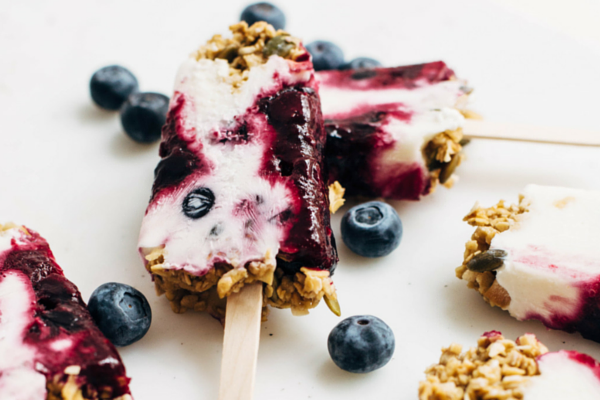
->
<box><xmin>316</xmin><ymin>62</ymin><xmax>471</xmax><ymax>200</ymax></box>
<box><xmin>420</xmin><ymin>331</ymin><xmax>600</xmax><ymax>400</ymax></box>
<box><xmin>138</xmin><ymin>22</ymin><xmax>339</xmax><ymax>320</ymax></box>
<box><xmin>456</xmin><ymin>185</ymin><xmax>600</xmax><ymax>342</ymax></box>
<box><xmin>0</xmin><ymin>223</ymin><xmax>132</xmax><ymax>400</ymax></box>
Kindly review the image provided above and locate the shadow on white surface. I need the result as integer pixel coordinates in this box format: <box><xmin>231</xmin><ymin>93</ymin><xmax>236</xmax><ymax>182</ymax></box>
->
<box><xmin>77</xmin><ymin>103</ymin><xmax>115</xmax><ymax>123</ymax></box>
<box><xmin>316</xmin><ymin>358</ymin><xmax>374</xmax><ymax>386</ymax></box>
<box><xmin>109</xmin><ymin>131</ymin><xmax>159</xmax><ymax>158</ymax></box>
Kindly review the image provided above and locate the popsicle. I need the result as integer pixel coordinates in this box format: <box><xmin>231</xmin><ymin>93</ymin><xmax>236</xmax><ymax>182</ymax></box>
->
<box><xmin>456</xmin><ymin>185</ymin><xmax>600</xmax><ymax>342</ymax></box>
<box><xmin>420</xmin><ymin>331</ymin><xmax>600</xmax><ymax>400</ymax></box>
<box><xmin>316</xmin><ymin>62</ymin><xmax>472</xmax><ymax>200</ymax></box>
<box><xmin>0</xmin><ymin>223</ymin><xmax>132</xmax><ymax>400</ymax></box>
<box><xmin>138</xmin><ymin>22</ymin><xmax>340</xmax><ymax>320</ymax></box>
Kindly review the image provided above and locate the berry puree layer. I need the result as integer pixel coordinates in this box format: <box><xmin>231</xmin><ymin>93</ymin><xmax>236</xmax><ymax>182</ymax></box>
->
<box><xmin>420</xmin><ymin>331</ymin><xmax>600</xmax><ymax>400</ymax></box>
<box><xmin>138</xmin><ymin>22</ymin><xmax>339</xmax><ymax>320</ymax></box>
<box><xmin>457</xmin><ymin>185</ymin><xmax>600</xmax><ymax>342</ymax></box>
<box><xmin>0</xmin><ymin>223</ymin><xmax>132</xmax><ymax>400</ymax></box>
<box><xmin>316</xmin><ymin>62</ymin><xmax>471</xmax><ymax>200</ymax></box>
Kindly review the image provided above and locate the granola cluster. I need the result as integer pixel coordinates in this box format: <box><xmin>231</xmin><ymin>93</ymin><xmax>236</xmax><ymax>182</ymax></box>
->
<box><xmin>144</xmin><ymin>247</ymin><xmax>340</xmax><ymax>321</ymax></box>
<box><xmin>423</xmin><ymin>128</ymin><xmax>465</xmax><ymax>190</ymax></box>
<box><xmin>455</xmin><ymin>197</ymin><xmax>530</xmax><ymax>309</ymax></box>
<box><xmin>194</xmin><ymin>21</ymin><xmax>305</xmax><ymax>87</ymax></box>
<box><xmin>419</xmin><ymin>332</ymin><xmax>548</xmax><ymax>400</ymax></box>
<box><xmin>328</xmin><ymin>181</ymin><xmax>346</xmax><ymax>214</ymax></box>
<box><xmin>46</xmin><ymin>366</ymin><xmax>132</xmax><ymax>400</ymax></box>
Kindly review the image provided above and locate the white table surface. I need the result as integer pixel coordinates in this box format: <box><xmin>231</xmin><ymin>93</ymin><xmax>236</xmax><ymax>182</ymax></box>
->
<box><xmin>1</xmin><ymin>0</ymin><xmax>600</xmax><ymax>399</ymax></box>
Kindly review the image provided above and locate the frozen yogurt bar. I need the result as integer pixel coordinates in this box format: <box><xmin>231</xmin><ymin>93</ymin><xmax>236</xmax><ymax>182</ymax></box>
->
<box><xmin>317</xmin><ymin>62</ymin><xmax>471</xmax><ymax>200</ymax></box>
<box><xmin>138</xmin><ymin>22</ymin><xmax>339</xmax><ymax>320</ymax></box>
<box><xmin>457</xmin><ymin>185</ymin><xmax>600</xmax><ymax>342</ymax></box>
<box><xmin>420</xmin><ymin>331</ymin><xmax>600</xmax><ymax>400</ymax></box>
<box><xmin>0</xmin><ymin>223</ymin><xmax>132</xmax><ymax>400</ymax></box>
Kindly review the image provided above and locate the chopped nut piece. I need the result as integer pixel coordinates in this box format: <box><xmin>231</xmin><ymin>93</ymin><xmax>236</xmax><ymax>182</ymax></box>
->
<box><xmin>456</xmin><ymin>196</ymin><xmax>530</xmax><ymax>308</ymax></box>
<box><xmin>419</xmin><ymin>333</ymin><xmax>548</xmax><ymax>400</ymax></box>
<box><xmin>422</xmin><ymin>128</ymin><xmax>464</xmax><ymax>193</ymax></box>
<box><xmin>61</xmin><ymin>374</ymin><xmax>85</xmax><ymax>400</ymax></box>
<box><xmin>328</xmin><ymin>181</ymin><xmax>346</xmax><ymax>214</ymax></box>
<box><xmin>193</xmin><ymin>21</ymin><xmax>305</xmax><ymax>88</ymax></box>
<box><xmin>63</xmin><ymin>365</ymin><xmax>81</xmax><ymax>376</ymax></box>
<box><xmin>144</xmin><ymin>247</ymin><xmax>338</xmax><ymax>321</ymax></box>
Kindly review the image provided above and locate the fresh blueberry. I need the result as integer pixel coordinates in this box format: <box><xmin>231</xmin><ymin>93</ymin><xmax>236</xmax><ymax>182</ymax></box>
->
<box><xmin>340</xmin><ymin>57</ymin><xmax>382</xmax><ymax>70</ymax></box>
<box><xmin>88</xmin><ymin>283</ymin><xmax>152</xmax><ymax>347</ymax></box>
<box><xmin>90</xmin><ymin>65</ymin><xmax>139</xmax><ymax>111</ymax></box>
<box><xmin>182</xmin><ymin>187</ymin><xmax>215</xmax><ymax>219</ymax></box>
<box><xmin>328</xmin><ymin>315</ymin><xmax>395</xmax><ymax>373</ymax></box>
<box><xmin>305</xmin><ymin>41</ymin><xmax>344</xmax><ymax>71</ymax></box>
<box><xmin>120</xmin><ymin>92</ymin><xmax>169</xmax><ymax>143</ymax></box>
<box><xmin>341</xmin><ymin>201</ymin><xmax>402</xmax><ymax>258</ymax></box>
<box><xmin>241</xmin><ymin>2</ymin><xmax>286</xmax><ymax>30</ymax></box>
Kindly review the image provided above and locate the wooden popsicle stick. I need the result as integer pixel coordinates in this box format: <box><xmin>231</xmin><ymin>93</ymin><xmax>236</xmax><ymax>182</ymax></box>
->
<box><xmin>218</xmin><ymin>282</ymin><xmax>263</xmax><ymax>400</ymax></box>
<box><xmin>462</xmin><ymin>119</ymin><xmax>600</xmax><ymax>147</ymax></box>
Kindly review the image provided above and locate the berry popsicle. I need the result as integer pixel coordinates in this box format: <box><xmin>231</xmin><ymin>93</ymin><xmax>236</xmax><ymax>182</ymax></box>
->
<box><xmin>316</xmin><ymin>62</ymin><xmax>472</xmax><ymax>200</ymax></box>
<box><xmin>138</xmin><ymin>22</ymin><xmax>340</xmax><ymax>320</ymax></box>
<box><xmin>420</xmin><ymin>331</ymin><xmax>600</xmax><ymax>400</ymax></box>
<box><xmin>457</xmin><ymin>185</ymin><xmax>600</xmax><ymax>342</ymax></box>
<box><xmin>0</xmin><ymin>223</ymin><xmax>132</xmax><ymax>400</ymax></box>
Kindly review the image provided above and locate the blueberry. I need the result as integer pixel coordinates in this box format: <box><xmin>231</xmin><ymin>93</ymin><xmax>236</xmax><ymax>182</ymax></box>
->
<box><xmin>341</xmin><ymin>201</ymin><xmax>402</xmax><ymax>258</ymax></box>
<box><xmin>182</xmin><ymin>187</ymin><xmax>215</xmax><ymax>219</ymax></box>
<box><xmin>305</xmin><ymin>41</ymin><xmax>344</xmax><ymax>71</ymax></box>
<box><xmin>120</xmin><ymin>92</ymin><xmax>169</xmax><ymax>143</ymax></box>
<box><xmin>328</xmin><ymin>315</ymin><xmax>395</xmax><ymax>373</ymax></box>
<box><xmin>90</xmin><ymin>65</ymin><xmax>139</xmax><ymax>111</ymax></box>
<box><xmin>340</xmin><ymin>57</ymin><xmax>382</xmax><ymax>70</ymax></box>
<box><xmin>88</xmin><ymin>283</ymin><xmax>152</xmax><ymax>347</ymax></box>
<box><xmin>241</xmin><ymin>2</ymin><xmax>286</xmax><ymax>30</ymax></box>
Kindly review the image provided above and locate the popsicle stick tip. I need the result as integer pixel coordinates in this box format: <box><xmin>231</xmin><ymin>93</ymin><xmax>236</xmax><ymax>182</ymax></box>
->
<box><xmin>462</xmin><ymin>119</ymin><xmax>600</xmax><ymax>147</ymax></box>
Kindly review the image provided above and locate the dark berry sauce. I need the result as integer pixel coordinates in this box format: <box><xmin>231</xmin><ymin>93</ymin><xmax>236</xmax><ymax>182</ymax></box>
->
<box><xmin>324</xmin><ymin>106</ymin><xmax>430</xmax><ymax>200</ymax></box>
<box><xmin>259</xmin><ymin>85</ymin><xmax>338</xmax><ymax>273</ymax></box>
<box><xmin>319</xmin><ymin>62</ymin><xmax>459</xmax><ymax>201</ymax></box>
<box><xmin>317</xmin><ymin>61</ymin><xmax>455</xmax><ymax>91</ymax></box>
<box><xmin>152</xmin><ymin>93</ymin><xmax>210</xmax><ymax>202</ymax></box>
<box><xmin>1</xmin><ymin>228</ymin><xmax>131</xmax><ymax>398</ymax></box>
<box><xmin>147</xmin><ymin>70</ymin><xmax>337</xmax><ymax>276</ymax></box>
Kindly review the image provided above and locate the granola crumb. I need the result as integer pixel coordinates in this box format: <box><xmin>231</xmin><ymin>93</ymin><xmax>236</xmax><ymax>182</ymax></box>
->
<box><xmin>194</xmin><ymin>21</ymin><xmax>305</xmax><ymax>88</ymax></box>
<box><xmin>456</xmin><ymin>196</ymin><xmax>530</xmax><ymax>308</ymax></box>
<box><xmin>143</xmin><ymin>248</ymin><xmax>338</xmax><ymax>320</ymax></box>
<box><xmin>419</xmin><ymin>332</ymin><xmax>548</xmax><ymax>400</ymax></box>
<box><xmin>328</xmin><ymin>181</ymin><xmax>346</xmax><ymax>214</ymax></box>
<box><xmin>422</xmin><ymin>128</ymin><xmax>464</xmax><ymax>192</ymax></box>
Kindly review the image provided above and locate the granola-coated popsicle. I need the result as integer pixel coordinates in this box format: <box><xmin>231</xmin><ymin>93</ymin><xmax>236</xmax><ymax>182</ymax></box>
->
<box><xmin>457</xmin><ymin>185</ymin><xmax>600</xmax><ymax>342</ymax></box>
<box><xmin>420</xmin><ymin>331</ymin><xmax>600</xmax><ymax>400</ymax></box>
<box><xmin>138</xmin><ymin>22</ymin><xmax>339</xmax><ymax>319</ymax></box>
<box><xmin>316</xmin><ymin>62</ymin><xmax>471</xmax><ymax>200</ymax></box>
<box><xmin>0</xmin><ymin>223</ymin><xmax>132</xmax><ymax>400</ymax></box>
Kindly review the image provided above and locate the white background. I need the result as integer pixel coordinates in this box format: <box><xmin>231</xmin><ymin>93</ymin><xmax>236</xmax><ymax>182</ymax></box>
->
<box><xmin>1</xmin><ymin>0</ymin><xmax>600</xmax><ymax>399</ymax></box>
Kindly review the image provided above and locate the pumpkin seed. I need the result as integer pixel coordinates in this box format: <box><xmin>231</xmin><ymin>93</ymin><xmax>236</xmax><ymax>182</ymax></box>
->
<box><xmin>324</xmin><ymin>294</ymin><xmax>341</xmax><ymax>317</ymax></box>
<box><xmin>439</xmin><ymin>152</ymin><xmax>461</xmax><ymax>184</ymax></box>
<box><xmin>263</xmin><ymin>35</ymin><xmax>294</xmax><ymax>58</ymax></box>
<box><xmin>216</xmin><ymin>46</ymin><xmax>239</xmax><ymax>63</ymax></box>
<box><xmin>467</xmin><ymin>249</ymin><xmax>507</xmax><ymax>272</ymax></box>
